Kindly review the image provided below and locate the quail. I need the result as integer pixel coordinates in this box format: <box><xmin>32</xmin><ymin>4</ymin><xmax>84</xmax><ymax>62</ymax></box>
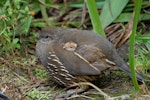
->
<box><xmin>36</xmin><ymin>27</ymin><xmax>144</xmax><ymax>97</ymax></box>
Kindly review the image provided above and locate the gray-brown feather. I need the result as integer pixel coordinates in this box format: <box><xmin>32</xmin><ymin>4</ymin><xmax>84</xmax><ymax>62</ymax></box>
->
<box><xmin>36</xmin><ymin>27</ymin><xmax>144</xmax><ymax>86</ymax></box>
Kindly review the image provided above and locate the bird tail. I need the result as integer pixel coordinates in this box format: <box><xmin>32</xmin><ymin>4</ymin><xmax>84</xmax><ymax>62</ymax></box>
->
<box><xmin>117</xmin><ymin>57</ymin><xmax>144</xmax><ymax>83</ymax></box>
<box><xmin>120</xmin><ymin>64</ymin><xmax>144</xmax><ymax>83</ymax></box>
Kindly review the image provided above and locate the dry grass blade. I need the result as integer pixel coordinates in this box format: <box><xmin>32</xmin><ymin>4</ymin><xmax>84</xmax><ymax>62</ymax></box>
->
<box><xmin>115</xmin><ymin>13</ymin><xmax>134</xmax><ymax>48</ymax></box>
<box><xmin>67</xmin><ymin>94</ymin><xmax>94</xmax><ymax>100</ymax></box>
<box><xmin>13</xmin><ymin>72</ymin><xmax>30</xmax><ymax>84</ymax></box>
<box><xmin>72</xmin><ymin>82</ymin><xmax>111</xmax><ymax>99</ymax></box>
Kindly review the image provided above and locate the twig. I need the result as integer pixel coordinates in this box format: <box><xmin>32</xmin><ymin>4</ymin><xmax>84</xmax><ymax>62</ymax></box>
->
<box><xmin>71</xmin><ymin>82</ymin><xmax>111</xmax><ymax>99</ymax></box>
<box><xmin>13</xmin><ymin>72</ymin><xmax>30</xmax><ymax>83</ymax></box>
<box><xmin>67</xmin><ymin>94</ymin><xmax>94</xmax><ymax>100</ymax></box>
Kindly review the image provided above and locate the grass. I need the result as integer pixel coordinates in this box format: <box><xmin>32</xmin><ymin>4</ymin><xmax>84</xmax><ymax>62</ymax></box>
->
<box><xmin>26</xmin><ymin>88</ymin><xmax>51</xmax><ymax>100</ymax></box>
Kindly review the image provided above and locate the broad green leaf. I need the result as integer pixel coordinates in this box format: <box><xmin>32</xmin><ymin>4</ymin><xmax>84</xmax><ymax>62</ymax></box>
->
<box><xmin>100</xmin><ymin>0</ymin><xmax>129</xmax><ymax>28</ymax></box>
<box><xmin>114</xmin><ymin>13</ymin><xmax>132</xmax><ymax>23</ymax></box>
<box><xmin>114</xmin><ymin>13</ymin><xmax>150</xmax><ymax>23</ymax></box>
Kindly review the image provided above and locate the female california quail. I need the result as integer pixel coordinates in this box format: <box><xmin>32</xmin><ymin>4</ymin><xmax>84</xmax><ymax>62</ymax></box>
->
<box><xmin>36</xmin><ymin>27</ymin><xmax>144</xmax><ymax>97</ymax></box>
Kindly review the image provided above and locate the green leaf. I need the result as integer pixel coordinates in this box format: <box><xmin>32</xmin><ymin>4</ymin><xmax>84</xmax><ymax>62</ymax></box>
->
<box><xmin>114</xmin><ymin>13</ymin><xmax>132</xmax><ymax>22</ymax></box>
<box><xmin>12</xmin><ymin>38</ymin><xmax>20</xmax><ymax>49</ymax></box>
<box><xmin>136</xmin><ymin>34</ymin><xmax>150</xmax><ymax>40</ymax></box>
<box><xmin>12</xmin><ymin>38</ymin><xmax>19</xmax><ymax>44</ymax></box>
<box><xmin>19</xmin><ymin>16</ymin><xmax>32</xmax><ymax>34</ymax></box>
<box><xmin>114</xmin><ymin>13</ymin><xmax>150</xmax><ymax>23</ymax></box>
<box><xmin>100</xmin><ymin>0</ymin><xmax>129</xmax><ymax>28</ymax></box>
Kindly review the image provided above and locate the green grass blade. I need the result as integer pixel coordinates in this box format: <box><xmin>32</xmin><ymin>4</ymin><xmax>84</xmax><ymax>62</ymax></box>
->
<box><xmin>129</xmin><ymin>0</ymin><xmax>143</xmax><ymax>91</ymax></box>
<box><xmin>86</xmin><ymin>0</ymin><xmax>105</xmax><ymax>37</ymax></box>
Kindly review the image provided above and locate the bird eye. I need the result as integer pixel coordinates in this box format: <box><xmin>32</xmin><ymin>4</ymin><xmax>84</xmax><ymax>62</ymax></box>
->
<box><xmin>45</xmin><ymin>35</ymin><xmax>49</xmax><ymax>38</ymax></box>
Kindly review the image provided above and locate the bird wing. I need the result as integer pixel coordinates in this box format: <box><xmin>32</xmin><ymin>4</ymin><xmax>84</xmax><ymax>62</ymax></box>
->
<box><xmin>53</xmin><ymin>44</ymin><xmax>101</xmax><ymax>75</ymax></box>
<box><xmin>76</xmin><ymin>44</ymin><xmax>116</xmax><ymax>72</ymax></box>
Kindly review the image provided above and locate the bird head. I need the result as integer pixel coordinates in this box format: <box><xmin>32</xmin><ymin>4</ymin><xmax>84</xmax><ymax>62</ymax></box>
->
<box><xmin>63</xmin><ymin>41</ymin><xmax>77</xmax><ymax>51</ymax></box>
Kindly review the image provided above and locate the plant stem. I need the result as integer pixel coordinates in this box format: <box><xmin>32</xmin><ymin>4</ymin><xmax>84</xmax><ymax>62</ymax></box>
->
<box><xmin>129</xmin><ymin>0</ymin><xmax>142</xmax><ymax>90</ymax></box>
